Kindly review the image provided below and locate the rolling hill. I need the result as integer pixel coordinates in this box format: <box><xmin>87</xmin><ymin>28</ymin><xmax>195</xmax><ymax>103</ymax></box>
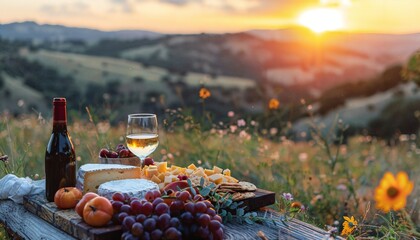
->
<box><xmin>1</xmin><ymin>22</ymin><xmax>420</xmax><ymax>137</ymax></box>
<box><xmin>0</xmin><ymin>21</ymin><xmax>162</xmax><ymax>42</ymax></box>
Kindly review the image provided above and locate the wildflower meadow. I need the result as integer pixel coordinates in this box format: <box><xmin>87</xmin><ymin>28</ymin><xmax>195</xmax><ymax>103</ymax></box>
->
<box><xmin>0</xmin><ymin>91</ymin><xmax>419</xmax><ymax>239</ymax></box>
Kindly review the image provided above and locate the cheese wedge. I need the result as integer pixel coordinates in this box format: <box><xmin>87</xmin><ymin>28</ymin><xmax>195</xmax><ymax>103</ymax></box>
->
<box><xmin>76</xmin><ymin>164</ymin><xmax>141</xmax><ymax>193</ymax></box>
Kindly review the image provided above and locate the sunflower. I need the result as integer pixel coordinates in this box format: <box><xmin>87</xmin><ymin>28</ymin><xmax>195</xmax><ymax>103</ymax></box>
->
<box><xmin>341</xmin><ymin>216</ymin><xmax>357</xmax><ymax>236</ymax></box>
<box><xmin>199</xmin><ymin>88</ymin><xmax>211</xmax><ymax>99</ymax></box>
<box><xmin>374</xmin><ymin>171</ymin><xmax>413</xmax><ymax>213</ymax></box>
<box><xmin>268</xmin><ymin>98</ymin><xmax>280</xmax><ymax>110</ymax></box>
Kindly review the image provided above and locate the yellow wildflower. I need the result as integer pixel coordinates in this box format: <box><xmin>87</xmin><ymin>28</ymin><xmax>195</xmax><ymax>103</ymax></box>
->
<box><xmin>374</xmin><ymin>171</ymin><xmax>413</xmax><ymax>212</ymax></box>
<box><xmin>199</xmin><ymin>88</ymin><xmax>211</xmax><ymax>99</ymax></box>
<box><xmin>341</xmin><ymin>216</ymin><xmax>357</xmax><ymax>236</ymax></box>
<box><xmin>268</xmin><ymin>98</ymin><xmax>279</xmax><ymax>110</ymax></box>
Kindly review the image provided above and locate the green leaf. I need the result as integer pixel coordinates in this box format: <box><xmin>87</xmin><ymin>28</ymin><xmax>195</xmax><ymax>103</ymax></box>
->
<box><xmin>200</xmin><ymin>177</ymin><xmax>205</xmax><ymax>187</ymax></box>
<box><xmin>200</xmin><ymin>187</ymin><xmax>211</xmax><ymax>197</ymax></box>
<box><xmin>245</xmin><ymin>218</ymin><xmax>254</xmax><ymax>224</ymax></box>
<box><xmin>187</xmin><ymin>178</ymin><xmax>193</xmax><ymax>187</ymax></box>
<box><xmin>237</xmin><ymin>208</ymin><xmax>245</xmax><ymax>217</ymax></box>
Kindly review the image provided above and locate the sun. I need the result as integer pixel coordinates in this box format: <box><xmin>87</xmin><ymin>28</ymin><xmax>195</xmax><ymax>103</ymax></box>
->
<box><xmin>298</xmin><ymin>8</ymin><xmax>344</xmax><ymax>34</ymax></box>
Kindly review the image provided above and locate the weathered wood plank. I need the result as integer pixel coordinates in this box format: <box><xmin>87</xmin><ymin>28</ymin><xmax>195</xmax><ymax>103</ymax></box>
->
<box><xmin>3</xmin><ymin>197</ymin><xmax>342</xmax><ymax>240</ymax></box>
<box><xmin>0</xmin><ymin>199</ymin><xmax>75</xmax><ymax>240</ymax></box>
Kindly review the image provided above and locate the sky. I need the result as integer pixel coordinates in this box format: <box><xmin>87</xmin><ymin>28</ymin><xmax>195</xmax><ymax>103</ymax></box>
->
<box><xmin>1</xmin><ymin>0</ymin><xmax>420</xmax><ymax>34</ymax></box>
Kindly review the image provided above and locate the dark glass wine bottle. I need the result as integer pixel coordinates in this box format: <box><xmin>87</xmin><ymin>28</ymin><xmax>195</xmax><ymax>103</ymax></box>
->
<box><xmin>45</xmin><ymin>98</ymin><xmax>76</xmax><ymax>202</ymax></box>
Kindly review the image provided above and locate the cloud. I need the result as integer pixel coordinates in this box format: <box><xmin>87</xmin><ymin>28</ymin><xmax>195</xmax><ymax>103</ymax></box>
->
<box><xmin>39</xmin><ymin>2</ymin><xmax>91</xmax><ymax>16</ymax></box>
<box><xmin>106</xmin><ymin>0</ymin><xmax>279</xmax><ymax>13</ymax></box>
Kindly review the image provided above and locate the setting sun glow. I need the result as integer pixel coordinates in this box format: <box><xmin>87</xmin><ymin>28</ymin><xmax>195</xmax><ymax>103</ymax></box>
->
<box><xmin>298</xmin><ymin>8</ymin><xmax>345</xmax><ymax>33</ymax></box>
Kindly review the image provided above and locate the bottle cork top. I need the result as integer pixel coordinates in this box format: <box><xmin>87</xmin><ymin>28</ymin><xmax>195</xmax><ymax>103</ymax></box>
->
<box><xmin>53</xmin><ymin>98</ymin><xmax>66</xmax><ymax>103</ymax></box>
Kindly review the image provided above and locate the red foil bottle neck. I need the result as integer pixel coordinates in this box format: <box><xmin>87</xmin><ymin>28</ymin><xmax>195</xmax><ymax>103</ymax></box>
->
<box><xmin>53</xmin><ymin>98</ymin><xmax>67</xmax><ymax>125</ymax></box>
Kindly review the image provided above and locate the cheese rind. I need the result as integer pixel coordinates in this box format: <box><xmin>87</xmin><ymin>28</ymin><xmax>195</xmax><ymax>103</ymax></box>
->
<box><xmin>98</xmin><ymin>179</ymin><xmax>159</xmax><ymax>200</ymax></box>
<box><xmin>76</xmin><ymin>164</ymin><xmax>141</xmax><ymax>193</ymax></box>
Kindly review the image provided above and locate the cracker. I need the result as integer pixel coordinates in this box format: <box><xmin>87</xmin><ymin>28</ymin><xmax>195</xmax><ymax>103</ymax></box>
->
<box><xmin>238</xmin><ymin>181</ymin><xmax>257</xmax><ymax>191</ymax></box>
<box><xmin>232</xmin><ymin>192</ymin><xmax>255</xmax><ymax>201</ymax></box>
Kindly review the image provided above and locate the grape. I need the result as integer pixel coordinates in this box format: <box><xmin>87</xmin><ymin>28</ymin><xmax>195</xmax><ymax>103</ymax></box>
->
<box><xmin>169</xmin><ymin>217</ymin><xmax>181</xmax><ymax>228</ymax></box>
<box><xmin>152</xmin><ymin>198</ymin><xmax>164</xmax><ymax>208</ymax></box>
<box><xmin>193</xmin><ymin>194</ymin><xmax>204</xmax><ymax>202</ymax></box>
<box><xmin>213</xmin><ymin>228</ymin><xmax>223</xmax><ymax>240</ymax></box>
<box><xmin>130</xmin><ymin>200</ymin><xmax>143</xmax><ymax>215</ymax></box>
<box><xmin>206</xmin><ymin>208</ymin><xmax>216</xmax><ymax>217</ymax></box>
<box><xmin>152</xmin><ymin>190</ymin><xmax>161</xmax><ymax>199</ymax></box>
<box><xmin>155</xmin><ymin>202</ymin><xmax>169</xmax><ymax>215</ymax></box>
<box><xmin>142</xmin><ymin>231</ymin><xmax>151</xmax><ymax>240</ymax></box>
<box><xmin>131</xmin><ymin>222</ymin><xmax>144</xmax><ymax>237</ymax></box>
<box><xmin>141</xmin><ymin>202</ymin><xmax>154</xmax><ymax>216</ymax></box>
<box><xmin>197</xmin><ymin>226</ymin><xmax>210</xmax><ymax>239</ymax></box>
<box><xmin>145</xmin><ymin>191</ymin><xmax>155</xmax><ymax>202</ymax></box>
<box><xmin>144</xmin><ymin>157</ymin><xmax>155</xmax><ymax>166</ymax></box>
<box><xmin>121</xmin><ymin>232</ymin><xmax>136</xmax><ymax>240</ymax></box>
<box><xmin>178</xmin><ymin>191</ymin><xmax>191</xmax><ymax>202</ymax></box>
<box><xmin>197</xmin><ymin>213</ymin><xmax>211</xmax><ymax>227</ymax></box>
<box><xmin>175</xmin><ymin>191</ymin><xmax>181</xmax><ymax>199</ymax></box>
<box><xmin>143</xmin><ymin>218</ymin><xmax>157</xmax><ymax>232</ymax></box>
<box><xmin>99</xmin><ymin>148</ymin><xmax>109</xmax><ymax>158</ymax></box>
<box><xmin>195</xmin><ymin>202</ymin><xmax>207</xmax><ymax>213</ymax></box>
<box><xmin>119</xmin><ymin>149</ymin><xmax>130</xmax><ymax>158</ymax></box>
<box><xmin>118</xmin><ymin>212</ymin><xmax>129</xmax><ymax>224</ymax></box>
<box><xmin>112</xmin><ymin>192</ymin><xmax>125</xmax><ymax>202</ymax></box>
<box><xmin>157</xmin><ymin>213</ymin><xmax>171</xmax><ymax>230</ymax></box>
<box><xmin>209</xmin><ymin>220</ymin><xmax>221</xmax><ymax>232</ymax></box>
<box><xmin>150</xmin><ymin>229</ymin><xmax>163</xmax><ymax>240</ymax></box>
<box><xmin>123</xmin><ymin>193</ymin><xmax>131</xmax><ymax>202</ymax></box>
<box><xmin>164</xmin><ymin>227</ymin><xmax>182</xmax><ymax>240</ymax></box>
<box><xmin>116</xmin><ymin>144</ymin><xmax>126</xmax><ymax>152</ymax></box>
<box><xmin>184</xmin><ymin>202</ymin><xmax>195</xmax><ymax>214</ymax></box>
<box><xmin>112</xmin><ymin>201</ymin><xmax>123</xmax><ymax>213</ymax></box>
<box><xmin>152</xmin><ymin>214</ymin><xmax>159</xmax><ymax>222</ymax></box>
<box><xmin>129</xmin><ymin>197</ymin><xmax>140</xmax><ymax>202</ymax></box>
<box><xmin>128</xmin><ymin>150</ymin><xmax>135</xmax><ymax>157</ymax></box>
<box><xmin>180</xmin><ymin>212</ymin><xmax>194</xmax><ymax>224</ymax></box>
<box><xmin>135</xmin><ymin>214</ymin><xmax>147</xmax><ymax>223</ymax></box>
<box><xmin>170</xmin><ymin>200</ymin><xmax>184</xmax><ymax>215</ymax></box>
<box><xmin>122</xmin><ymin>216</ymin><xmax>136</xmax><ymax>231</ymax></box>
<box><xmin>203</xmin><ymin>200</ymin><xmax>214</xmax><ymax>208</ymax></box>
<box><xmin>212</xmin><ymin>215</ymin><xmax>222</xmax><ymax>223</ymax></box>
<box><xmin>120</xmin><ymin>204</ymin><xmax>132</xmax><ymax>215</ymax></box>
<box><xmin>107</xmin><ymin>151</ymin><xmax>119</xmax><ymax>158</ymax></box>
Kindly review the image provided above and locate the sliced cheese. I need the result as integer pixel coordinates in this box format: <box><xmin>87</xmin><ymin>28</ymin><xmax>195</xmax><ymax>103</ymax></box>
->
<box><xmin>76</xmin><ymin>164</ymin><xmax>141</xmax><ymax>193</ymax></box>
<box><xmin>157</xmin><ymin>162</ymin><xmax>167</xmax><ymax>173</ymax></box>
<box><xmin>208</xmin><ymin>173</ymin><xmax>224</xmax><ymax>184</ymax></box>
<box><xmin>213</xmin><ymin>166</ymin><xmax>223</xmax><ymax>174</ymax></box>
<box><xmin>98</xmin><ymin>179</ymin><xmax>158</xmax><ymax>200</ymax></box>
<box><xmin>187</xmin><ymin>163</ymin><xmax>197</xmax><ymax>170</ymax></box>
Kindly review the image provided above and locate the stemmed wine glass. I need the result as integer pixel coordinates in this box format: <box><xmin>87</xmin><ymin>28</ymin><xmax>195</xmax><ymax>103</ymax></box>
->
<box><xmin>126</xmin><ymin>114</ymin><xmax>159</xmax><ymax>166</ymax></box>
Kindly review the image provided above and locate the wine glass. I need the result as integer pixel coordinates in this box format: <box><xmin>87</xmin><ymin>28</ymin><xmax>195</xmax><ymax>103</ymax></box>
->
<box><xmin>126</xmin><ymin>113</ymin><xmax>159</xmax><ymax>165</ymax></box>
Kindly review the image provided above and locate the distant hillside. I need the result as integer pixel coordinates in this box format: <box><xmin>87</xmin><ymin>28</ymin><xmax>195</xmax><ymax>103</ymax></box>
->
<box><xmin>293</xmin><ymin>66</ymin><xmax>420</xmax><ymax>139</ymax></box>
<box><xmin>0</xmin><ymin>21</ymin><xmax>162</xmax><ymax>42</ymax></box>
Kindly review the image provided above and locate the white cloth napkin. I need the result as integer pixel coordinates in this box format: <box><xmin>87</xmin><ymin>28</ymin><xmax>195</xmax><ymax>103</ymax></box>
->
<box><xmin>0</xmin><ymin>174</ymin><xmax>43</xmax><ymax>203</ymax></box>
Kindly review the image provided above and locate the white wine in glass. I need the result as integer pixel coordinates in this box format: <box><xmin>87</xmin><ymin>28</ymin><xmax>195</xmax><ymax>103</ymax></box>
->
<box><xmin>126</xmin><ymin>114</ymin><xmax>159</xmax><ymax>165</ymax></box>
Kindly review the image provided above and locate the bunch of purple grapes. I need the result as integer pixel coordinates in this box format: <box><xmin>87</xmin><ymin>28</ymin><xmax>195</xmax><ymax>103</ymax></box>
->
<box><xmin>111</xmin><ymin>190</ymin><xmax>224</xmax><ymax>240</ymax></box>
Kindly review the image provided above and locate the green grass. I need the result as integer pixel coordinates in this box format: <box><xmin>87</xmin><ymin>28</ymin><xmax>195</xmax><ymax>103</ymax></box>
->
<box><xmin>0</xmin><ymin>109</ymin><xmax>419</xmax><ymax>239</ymax></box>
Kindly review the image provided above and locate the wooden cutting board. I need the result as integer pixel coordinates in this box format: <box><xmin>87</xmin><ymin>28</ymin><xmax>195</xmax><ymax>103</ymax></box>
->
<box><xmin>23</xmin><ymin>189</ymin><xmax>275</xmax><ymax>240</ymax></box>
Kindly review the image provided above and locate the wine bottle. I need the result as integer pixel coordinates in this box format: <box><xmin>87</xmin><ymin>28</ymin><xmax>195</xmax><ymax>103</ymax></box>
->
<box><xmin>45</xmin><ymin>98</ymin><xmax>76</xmax><ymax>202</ymax></box>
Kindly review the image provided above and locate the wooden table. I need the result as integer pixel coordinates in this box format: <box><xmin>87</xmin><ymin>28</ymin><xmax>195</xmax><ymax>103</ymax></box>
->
<box><xmin>1</xmin><ymin>188</ymin><xmax>339</xmax><ymax>239</ymax></box>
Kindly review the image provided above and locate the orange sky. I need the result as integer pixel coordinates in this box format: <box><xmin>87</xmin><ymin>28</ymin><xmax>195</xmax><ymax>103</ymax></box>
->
<box><xmin>0</xmin><ymin>0</ymin><xmax>420</xmax><ymax>34</ymax></box>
